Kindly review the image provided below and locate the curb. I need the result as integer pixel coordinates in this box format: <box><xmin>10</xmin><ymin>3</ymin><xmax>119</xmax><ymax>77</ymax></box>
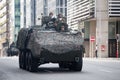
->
<box><xmin>83</xmin><ymin>58</ymin><xmax>120</xmax><ymax>62</ymax></box>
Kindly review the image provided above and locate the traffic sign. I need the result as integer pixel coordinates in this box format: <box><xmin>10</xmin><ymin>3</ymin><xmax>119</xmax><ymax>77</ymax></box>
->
<box><xmin>90</xmin><ymin>36</ymin><xmax>95</xmax><ymax>42</ymax></box>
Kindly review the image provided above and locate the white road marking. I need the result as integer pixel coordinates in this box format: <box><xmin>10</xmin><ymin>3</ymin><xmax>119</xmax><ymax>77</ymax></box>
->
<box><xmin>100</xmin><ymin>69</ymin><xmax>112</xmax><ymax>73</ymax></box>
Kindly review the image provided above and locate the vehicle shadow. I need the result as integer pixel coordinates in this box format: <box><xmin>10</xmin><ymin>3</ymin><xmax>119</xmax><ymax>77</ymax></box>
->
<box><xmin>36</xmin><ymin>67</ymin><xmax>84</xmax><ymax>74</ymax></box>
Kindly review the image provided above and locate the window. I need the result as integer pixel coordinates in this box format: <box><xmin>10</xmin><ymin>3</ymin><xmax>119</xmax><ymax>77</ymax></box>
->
<box><xmin>56</xmin><ymin>0</ymin><xmax>67</xmax><ymax>16</ymax></box>
<box><xmin>116</xmin><ymin>21</ymin><xmax>120</xmax><ymax>34</ymax></box>
<box><xmin>65</xmin><ymin>8</ymin><xmax>67</xmax><ymax>16</ymax></box>
<box><xmin>56</xmin><ymin>8</ymin><xmax>59</xmax><ymax>15</ymax></box>
<box><xmin>60</xmin><ymin>8</ymin><xmax>63</xmax><ymax>13</ymax></box>
<box><xmin>15</xmin><ymin>0</ymin><xmax>20</xmax><ymax>8</ymax></box>
<box><xmin>65</xmin><ymin>0</ymin><xmax>67</xmax><ymax>6</ymax></box>
<box><xmin>56</xmin><ymin>0</ymin><xmax>59</xmax><ymax>6</ymax></box>
<box><xmin>43</xmin><ymin>0</ymin><xmax>48</xmax><ymax>16</ymax></box>
<box><xmin>109</xmin><ymin>21</ymin><xmax>116</xmax><ymax>39</ymax></box>
<box><xmin>15</xmin><ymin>16</ymin><xmax>20</xmax><ymax>26</ymax></box>
<box><xmin>44</xmin><ymin>0</ymin><xmax>48</xmax><ymax>7</ymax></box>
<box><xmin>44</xmin><ymin>8</ymin><xmax>48</xmax><ymax>16</ymax></box>
<box><xmin>60</xmin><ymin>0</ymin><xmax>63</xmax><ymax>6</ymax></box>
<box><xmin>15</xmin><ymin>0</ymin><xmax>20</xmax><ymax>27</ymax></box>
<box><xmin>84</xmin><ymin>21</ymin><xmax>90</xmax><ymax>39</ymax></box>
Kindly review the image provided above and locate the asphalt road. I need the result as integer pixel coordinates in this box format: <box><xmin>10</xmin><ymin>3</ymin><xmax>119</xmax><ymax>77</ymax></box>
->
<box><xmin>0</xmin><ymin>57</ymin><xmax>120</xmax><ymax>80</ymax></box>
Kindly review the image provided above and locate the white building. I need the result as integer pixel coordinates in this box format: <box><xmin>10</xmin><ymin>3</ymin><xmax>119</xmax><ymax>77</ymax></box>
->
<box><xmin>20</xmin><ymin>0</ymin><xmax>36</xmax><ymax>28</ymax></box>
<box><xmin>0</xmin><ymin>0</ymin><xmax>13</xmax><ymax>56</ymax></box>
<box><xmin>9</xmin><ymin>0</ymin><xmax>15</xmax><ymax>44</ymax></box>
<box><xmin>67</xmin><ymin>0</ymin><xmax>120</xmax><ymax>58</ymax></box>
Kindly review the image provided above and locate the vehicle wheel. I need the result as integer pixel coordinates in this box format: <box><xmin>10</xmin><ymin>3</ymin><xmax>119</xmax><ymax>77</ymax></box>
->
<box><xmin>21</xmin><ymin>51</ymin><xmax>26</xmax><ymax>69</ymax></box>
<box><xmin>7</xmin><ymin>53</ymin><xmax>11</xmax><ymax>57</ymax></box>
<box><xmin>19</xmin><ymin>51</ymin><xmax>22</xmax><ymax>69</ymax></box>
<box><xmin>11</xmin><ymin>51</ymin><xmax>13</xmax><ymax>56</ymax></box>
<box><xmin>69</xmin><ymin>58</ymin><xmax>83</xmax><ymax>71</ymax></box>
<box><xmin>25</xmin><ymin>52</ymin><xmax>29</xmax><ymax>71</ymax></box>
<box><xmin>9</xmin><ymin>52</ymin><xmax>12</xmax><ymax>56</ymax></box>
<box><xmin>28</xmin><ymin>51</ymin><xmax>38</xmax><ymax>72</ymax></box>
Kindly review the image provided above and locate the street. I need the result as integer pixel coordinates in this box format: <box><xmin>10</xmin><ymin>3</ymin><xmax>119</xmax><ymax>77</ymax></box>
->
<box><xmin>0</xmin><ymin>57</ymin><xmax>120</xmax><ymax>80</ymax></box>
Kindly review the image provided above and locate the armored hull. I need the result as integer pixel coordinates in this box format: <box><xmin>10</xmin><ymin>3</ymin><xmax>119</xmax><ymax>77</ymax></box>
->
<box><xmin>29</xmin><ymin>31</ymin><xmax>83</xmax><ymax>53</ymax></box>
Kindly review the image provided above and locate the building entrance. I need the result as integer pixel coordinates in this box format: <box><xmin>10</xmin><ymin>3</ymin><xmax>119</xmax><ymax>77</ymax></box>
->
<box><xmin>108</xmin><ymin>39</ymin><xmax>116</xmax><ymax>57</ymax></box>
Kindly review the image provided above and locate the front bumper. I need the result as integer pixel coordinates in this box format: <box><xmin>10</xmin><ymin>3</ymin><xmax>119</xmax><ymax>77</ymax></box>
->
<box><xmin>39</xmin><ymin>49</ymin><xmax>82</xmax><ymax>63</ymax></box>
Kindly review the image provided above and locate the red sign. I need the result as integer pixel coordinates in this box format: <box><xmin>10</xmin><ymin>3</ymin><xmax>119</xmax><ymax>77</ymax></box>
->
<box><xmin>90</xmin><ymin>36</ymin><xmax>95</xmax><ymax>42</ymax></box>
<box><xmin>101</xmin><ymin>45</ymin><xmax>105</xmax><ymax>51</ymax></box>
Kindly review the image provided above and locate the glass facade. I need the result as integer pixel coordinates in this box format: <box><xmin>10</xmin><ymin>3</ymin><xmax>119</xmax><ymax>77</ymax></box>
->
<box><xmin>84</xmin><ymin>21</ymin><xmax>90</xmax><ymax>39</ymax></box>
<box><xmin>109</xmin><ymin>21</ymin><xmax>120</xmax><ymax>39</ymax></box>
<box><xmin>43</xmin><ymin>0</ymin><xmax>67</xmax><ymax>17</ymax></box>
<box><xmin>31</xmin><ymin>0</ymin><xmax>36</xmax><ymax>25</ymax></box>
<box><xmin>109</xmin><ymin>21</ymin><xmax>116</xmax><ymax>39</ymax></box>
<box><xmin>14</xmin><ymin>0</ymin><xmax>20</xmax><ymax>42</ymax></box>
<box><xmin>24</xmin><ymin>0</ymin><xmax>26</xmax><ymax>27</ymax></box>
<box><xmin>116</xmin><ymin>21</ymin><xmax>120</xmax><ymax>34</ymax></box>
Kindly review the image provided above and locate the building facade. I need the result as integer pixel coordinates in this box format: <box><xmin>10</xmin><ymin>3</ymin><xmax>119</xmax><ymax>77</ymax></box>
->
<box><xmin>0</xmin><ymin>0</ymin><xmax>11</xmax><ymax>56</ymax></box>
<box><xmin>0</xmin><ymin>0</ymin><xmax>21</xmax><ymax>56</ymax></box>
<box><xmin>67</xmin><ymin>0</ymin><xmax>120</xmax><ymax>58</ymax></box>
<box><xmin>7</xmin><ymin>0</ymin><xmax>21</xmax><ymax>46</ymax></box>
<box><xmin>20</xmin><ymin>0</ymin><xmax>36</xmax><ymax>28</ymax></box>
<box><xmin>14</xmin><ymin>0</ymin><xmax>21</xmax><ymax>42</ymax></box>
<box><xmin>21</xmin><ymin>0</ymin><xmax>67</xmax><ymax>26</ymax></box>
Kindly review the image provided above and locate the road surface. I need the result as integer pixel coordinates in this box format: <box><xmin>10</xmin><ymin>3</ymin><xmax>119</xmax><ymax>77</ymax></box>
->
<box><xmin>0</xmin><ymin>57</ymin><xmax>120</xmax><ymax>80</ymax></box>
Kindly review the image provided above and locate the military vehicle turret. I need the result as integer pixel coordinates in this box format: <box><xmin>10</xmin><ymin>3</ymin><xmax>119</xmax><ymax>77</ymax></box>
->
<box><xmin>16</xmin><ymin>16</ymin><xmax>84</xmax><ymax>72</ymax></box>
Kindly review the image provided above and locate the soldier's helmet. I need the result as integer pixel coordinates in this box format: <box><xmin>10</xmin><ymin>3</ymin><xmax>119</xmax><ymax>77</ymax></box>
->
<box><xmin>49</xmin><ymin>12</ymin><xmax>53</xmax><ymax>18</ymax></box>
<box><xmin>57</xmin><ymin>13</ymin><xmax>63</xmax><ymax>18</ymax></box>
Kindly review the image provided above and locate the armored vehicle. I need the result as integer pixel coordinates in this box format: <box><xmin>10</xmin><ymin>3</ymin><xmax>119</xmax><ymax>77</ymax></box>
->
<box><xmin>7</xmin><ymin>42</ymin><xmax>19</xmax><ymax>56</ymax></box>
<box><xmin>16</xmin><ymin>16</ymin><xmax>84</xmax><ymax>72</ymax></box>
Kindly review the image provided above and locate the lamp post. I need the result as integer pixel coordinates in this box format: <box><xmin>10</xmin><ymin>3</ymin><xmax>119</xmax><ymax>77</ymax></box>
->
<box><xmin>6</xmin><ymin>0</ymin><xmax>10</xmax><ymax>48</ymax></box>
<box><xmin>116</xmin><ymin>34</ymin><xmax>119</xmax><ymax>58</ymax></box>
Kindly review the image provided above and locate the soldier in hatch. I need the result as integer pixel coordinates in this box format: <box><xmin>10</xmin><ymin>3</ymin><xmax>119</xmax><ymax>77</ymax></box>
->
<box><xmin>55</xmin><ymin>13</ymin><xmax>68</xmax><ymax>32</ymax></box>
<box><xmin>49</xmin><ymin>12</ymin><xmax>56</xmax><ymax>23</ymax></box>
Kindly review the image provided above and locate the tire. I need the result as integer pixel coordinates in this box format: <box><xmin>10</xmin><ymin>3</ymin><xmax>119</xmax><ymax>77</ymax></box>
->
<box><xmin>20</xmin><ymin>51</ymin><xmax>26</xmax><ymax>69</ymax></box>
<box><xmin>25</xmin><ymin>52</ymin><xmax>29</xmax><ymax>71</ymax></box>
<box><xmin>19</xmin><ymin>51</ymin><xmax>22</xmax><ymax>69</ymax></box>
<box><xmin>28</xmin><ymin>51</ymin><xmax>38</xmax><ymax>72</ymax></box>
<box><xmin>7</xmin><ymin>53</ymin><xmax>11</xmax><ymax>57</ymax></box>
<box><xmin>69</xmin><ymin>58</ymin><xmax>83</xmax><ymax>71</ymax></box>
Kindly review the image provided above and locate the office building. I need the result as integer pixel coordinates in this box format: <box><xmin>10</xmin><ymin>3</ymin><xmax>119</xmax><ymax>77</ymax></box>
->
<box><xmin>67</xmin><ymin>0</ymin><xmax>120</xmax><ymax>58</ymax></box>
<box><xmin>0</xmin><ymin>0</ymin><xmax>10</xmax><ymax>56</ymax></box>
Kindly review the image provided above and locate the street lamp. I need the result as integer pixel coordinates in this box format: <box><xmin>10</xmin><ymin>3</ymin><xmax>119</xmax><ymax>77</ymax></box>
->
<box><xmin>116</xmin><ymin>34</ymin><xmax>119</xmax><ymax>58</ymax></box>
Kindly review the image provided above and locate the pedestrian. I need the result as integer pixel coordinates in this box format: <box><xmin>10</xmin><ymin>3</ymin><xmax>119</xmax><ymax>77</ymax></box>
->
<box><xmin>95</xmin><ymin>45</ymin><xmax>98</xmax><ymax>58</ymax></box>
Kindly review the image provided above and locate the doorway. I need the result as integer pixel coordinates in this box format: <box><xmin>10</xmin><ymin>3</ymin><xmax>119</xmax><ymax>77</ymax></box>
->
<box><xmin>108</xmin><ymin>39</ymin><xmax>117</xmax><ymax>57</ymax></box>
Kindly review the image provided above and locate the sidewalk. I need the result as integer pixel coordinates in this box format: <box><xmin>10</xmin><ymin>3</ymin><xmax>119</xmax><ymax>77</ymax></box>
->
<box><xmin>83</xmin><ymin>58</ymin><xmax>120</xmax><ymax>62</ymax></box>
